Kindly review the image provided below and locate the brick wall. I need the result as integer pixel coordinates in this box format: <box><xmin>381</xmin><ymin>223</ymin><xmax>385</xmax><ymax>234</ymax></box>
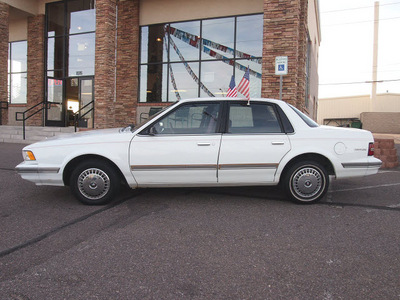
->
<box><xmin>115</xmin><ymin>0</ymin><xmax>139</xmax><ymax>127</ymax></box>
<box><xmin>374</xmin><ymin>139</ymin><xmax>399</xmax><ymax>169</ymax></box>
<box><xmin>94</xmin><ymin>0</ymin><xmax>117</xmax><ymax>129</ymax></box>
<box><xmin>0</xmin><ymin>3</ymin><xmax>8</xmax><ymax>125</ymax></box>
<box><xmin>27</xmin><ymin>15</ymin><xmax>45</xmax><ymax>126</ymax></box>
<box><xmin>361</xmin><ymin>112</ymin><xmax>400</xmax><ymax>134</ymax></box>
<box><xmin>261</xmin><ymin>0</ymin><xmax>308</xmax><ymax>109</ymax></box>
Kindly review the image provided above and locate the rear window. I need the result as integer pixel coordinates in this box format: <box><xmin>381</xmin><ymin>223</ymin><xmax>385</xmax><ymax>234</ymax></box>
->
<box><xmin>290</xmin><ymin>105</ymin><xmax>319</xmax><ymax>128</ymax></box>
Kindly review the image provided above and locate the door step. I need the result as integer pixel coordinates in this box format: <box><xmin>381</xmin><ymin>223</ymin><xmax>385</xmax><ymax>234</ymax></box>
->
<box><xmin>0</xmin><ymin>125</ymin><xmax>77</xmax><ymax>144</ymax></box>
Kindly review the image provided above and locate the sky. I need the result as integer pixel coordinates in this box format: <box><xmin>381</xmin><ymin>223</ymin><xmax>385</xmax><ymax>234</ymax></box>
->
<box><xmin>318</xmin><ymin>0</ymin><xmax>400</xmax><ymax>98</ymax></box>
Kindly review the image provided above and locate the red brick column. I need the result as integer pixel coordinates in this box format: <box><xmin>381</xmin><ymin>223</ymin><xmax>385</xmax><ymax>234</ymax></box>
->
<box><xmin>261</xmin><ymin>0</ymin><xmax>308</xmax><ymax>109</ymax></box>
<box><xmin>115</xmin><ymin>0</ymin><xmax>139</xmax><ymax>127</ymax></box>
<box><xmin>0</xmin><ymin>3</ymin><xmax>9</xmax><ymax>125</ymax></box>
<box><xmin>27</xmin><ymin>15</ymin><xmax>45</xmax><ymax>126</ymax></box>
<box><xmin>94</xmin><ymin>0</ymin><xmax>117</xmax><ymax>129</ymax></box>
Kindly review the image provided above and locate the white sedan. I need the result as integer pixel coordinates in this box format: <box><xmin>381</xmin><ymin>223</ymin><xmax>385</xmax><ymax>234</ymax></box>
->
<box><xmin>16</xmin><ymin>98</ymin><xmax>382</xmax><ymax>205</ymax></box>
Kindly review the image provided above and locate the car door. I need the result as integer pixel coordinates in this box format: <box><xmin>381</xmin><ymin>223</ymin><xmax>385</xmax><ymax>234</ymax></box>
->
<box><xmin>218</xmin><ymin>101</ymin><xmax>291</xmax><ymax>184</ymax></box>
<box><xmin>130</xmin><ymin>101</ymin><xmax>222</xmax><ymax>186</ymax></box>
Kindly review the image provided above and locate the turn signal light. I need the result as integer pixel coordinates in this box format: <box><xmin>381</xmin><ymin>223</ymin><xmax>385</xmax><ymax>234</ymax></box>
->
<box><xmin>368</xmin><ymin>143</ymin><xmax>375</xmax><ymax>156</ymax></box>
<box><xmin>24</xmin><ymin>150</ymin><xmax>36</xmax><ymax>161</ymax></box>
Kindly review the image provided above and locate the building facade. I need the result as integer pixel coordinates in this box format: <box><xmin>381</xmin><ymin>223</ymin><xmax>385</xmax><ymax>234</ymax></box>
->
<box><xmin>0</xmin><ymin>0</ymin><xmax>321</xmax><ymax>129</ymax></box>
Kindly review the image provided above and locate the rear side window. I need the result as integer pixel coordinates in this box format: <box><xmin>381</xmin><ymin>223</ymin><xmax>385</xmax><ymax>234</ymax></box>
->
<box><xmin>228</xmin><ymin>103</ymin><xmax>283</xmax><ymax>133</ymax></box>
<box><xmin>290</xmin><ymin>105</ymin><xmax>319</xmax><ymax>127</ymax></box>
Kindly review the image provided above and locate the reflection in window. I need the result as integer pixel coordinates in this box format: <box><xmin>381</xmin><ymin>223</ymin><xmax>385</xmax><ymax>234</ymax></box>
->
<box><xmin>155</xmin><ymin>102</ymin><xmax>220</xmax><ymax>134</ymax></box>
<box><xmin>8</xmin><ymin>41</ymin><xmax>28</xmax><ymax>104</ymax></box>
<box><xmin>68</xmin><ymin>33</ymin><xmax>95</xmax><ymax>76</ymax></box>
<box><xmin>139</xmin><ymin>14</ymin><xmax>262</xmax><ymax>102</ymax></box>
<box><xmin>229</xmin><ymin>103</ymin><xmax>282</xmax><ymax>133</ymax></box>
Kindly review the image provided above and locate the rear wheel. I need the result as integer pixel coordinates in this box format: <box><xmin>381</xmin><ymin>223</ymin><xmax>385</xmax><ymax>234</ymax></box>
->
<box><xmin>283</xmin><ymin>161</ymin><xmax>329</xmax><ymax>204</ymax></box>
<box><xmin>70</xmin><ymin>160</ymin><xmax>120</xmax><ymax>205</ymax></box>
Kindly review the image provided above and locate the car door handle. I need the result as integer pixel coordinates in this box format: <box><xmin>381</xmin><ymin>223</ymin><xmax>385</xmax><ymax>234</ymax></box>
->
<box><xmin>271</xmin><ymin>141</ymin><xmax>285</xmax><ymax>145</ymax></box>
<box><xmin>197</xmin><ymin>142</ymin><xmax>211</xmax><ymax>146</ymax></box>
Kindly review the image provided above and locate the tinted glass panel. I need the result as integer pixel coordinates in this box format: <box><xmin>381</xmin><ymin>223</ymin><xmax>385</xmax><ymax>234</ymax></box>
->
<box><xmin>47</xmin><ymin>37</ymin><xmax>64</xmax><ymax>71</ymax></box>
<box><xmin>141</xmin><ymin>25</ymin><xmax>168</xmax><ymax>64</ymax></box>
<box><xmin>236</xmin><ymin>15</ymin><xmax>263</xmax><ymax>57</ymax></box>
<box><xmin>68</xmin><ymin>33</ymin><xmax>95</xmax><ymax>76</ymax></box>
<box><xmin>154</xmin><ymin>103</ymin><xmax>220</xmax><ymax>134</ymax></box>
<box><xmin>10</xmin><ymin>73</ymin><xmax>27</xmax><ymax>104</ymax></box>
<box><xmin>228</xmin><ymin>103</ymin><xmax>282</xmax><ymax>133</ymax></box>
<box><xmin>169</xmin><ymin>62</ymin><xmax>199</xmax><ymax>101</ymax></box>
<box><xmin>67</xmin><ymin>0</ymin><xmax>95</xmax><ymax>34</ymax></box>
<box><xmin>47</xmin><ymin>2</ymin><xmax>64</xmax><ymax>37</ymax></box>
<box><xmin>169</xmin><ymin>21</ymin><xmax>200</xmax><ymax>62</ymax></box>
<box><xmin>201</xmin><ymin>17</ymin><xmax>234</xmax><ymax>60</ymax></box>
<box><xmin>10</xmin><ymin>41</ymin><xmax>27</xmax><ymax>73</ymax></box>
<box><xmin>200</xmin><ymin>61</ymin><xmax>233</xmax><ymax>97</ymax></box>
<box><xmin>140</xmin><ymin>64</ymin><xmax>168</xmax><ymax>102</ymax></box>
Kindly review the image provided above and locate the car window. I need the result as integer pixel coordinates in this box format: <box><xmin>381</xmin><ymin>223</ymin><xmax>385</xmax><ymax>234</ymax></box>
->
<box><xmin>152</xmin><ymin>102</ymin><xmax>220</xmax><ymax>135</ymax></box>
<box><xmin>289</xmin><ymin>105</ymin><xmax>319</xmax><ymax>128</ymax></box>
<box><xmin>228</xmin><ymin>103</ymin><xmax>282</xmax><ymax>134</ymax></box>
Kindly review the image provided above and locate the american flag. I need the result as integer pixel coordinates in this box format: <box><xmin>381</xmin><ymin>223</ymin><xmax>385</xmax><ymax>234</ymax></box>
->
<box><xmin>226</xmin><ymin>75</ymin><xmax>237</xmax><ymax>97</ymax></box>
<box><xmin>237</xmin><ymin>66</ymin><xmax>250</xmax><ymax>100</ymax></box>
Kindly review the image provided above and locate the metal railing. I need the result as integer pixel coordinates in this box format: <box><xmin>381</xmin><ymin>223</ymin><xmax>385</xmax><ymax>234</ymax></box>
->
<box><xmin>15</xmin><ymin>101</ymin><xmax>47</xmax><ymax>140</ymax></box>
<box><xmin>74</xmin><ymin>100</ymin><xmax>94</xmax><ymax>132</ymax></box>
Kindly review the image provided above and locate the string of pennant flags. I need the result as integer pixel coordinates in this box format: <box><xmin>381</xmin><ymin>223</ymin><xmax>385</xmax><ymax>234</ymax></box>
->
<box><xmin>164</xmin><ymin>25</ymin><xmax>253</xmax><ymax>101</ymax></box>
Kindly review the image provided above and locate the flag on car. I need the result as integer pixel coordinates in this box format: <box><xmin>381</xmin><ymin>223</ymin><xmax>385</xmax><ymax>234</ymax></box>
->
<box><xmin>237</xmin><ymin>66</ymin><xmax>250</xmax><ymax>101</ymax></box>
<box><xmin>226</xmin><ymin>75</ymin><xmax>237</xmax><ymax>97</ymax></box>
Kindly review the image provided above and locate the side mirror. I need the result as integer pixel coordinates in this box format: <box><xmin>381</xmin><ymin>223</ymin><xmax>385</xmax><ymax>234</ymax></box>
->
<box><xmin>149</xmin><ymin>126</ymin><xmax>157</xmax><ymax>136</ymax></box>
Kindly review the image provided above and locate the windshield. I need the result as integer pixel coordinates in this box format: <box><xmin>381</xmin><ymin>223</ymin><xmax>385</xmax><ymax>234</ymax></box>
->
<box><xmin>289</xmin><ymin>105</ymin><xmax>319</xmax><ymax>128</ymax></box>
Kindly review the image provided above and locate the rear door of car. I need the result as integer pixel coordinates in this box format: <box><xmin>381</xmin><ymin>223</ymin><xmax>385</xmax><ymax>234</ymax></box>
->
<box><xmin>217</xmin><ymin>101</ymin><xmax>291</xmax><ymax>184</ymax></box>
<box><xmin>130</xmin><ymin>101</ymin><xmax>223</xmax><ymax>186</ymax></box>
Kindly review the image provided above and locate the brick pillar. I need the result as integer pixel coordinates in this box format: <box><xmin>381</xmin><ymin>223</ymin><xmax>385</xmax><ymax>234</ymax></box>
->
<box><xmin>115</xmin><ymin>0</ymin><xmax>139</xmax><ymax>127</ymax></box>
<box><xmin>261</xmin><ymin>0</ymin><xmax>308</xmax><ymax>109</ymax></box>
<box><xmin>0</xmin><ymin>3</ymin><xmax>9</xmax><ymax>125</ymax></box>
<box><xmin>27</xmin><ymin>14</ymin><xmax>45</xmax><ymax>126</ymax></box>
<box><xmin>94</xmin><ymin>0</ymin><xmax>117</xmax><ymax>129</ymax></box>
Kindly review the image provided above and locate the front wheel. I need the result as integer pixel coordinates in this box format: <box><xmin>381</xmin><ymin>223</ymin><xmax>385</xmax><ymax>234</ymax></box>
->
<box><xmin>283</xmin><ymin>161</ymin><xmax>329</xmax><ymax>204</ymax></box>
<box><xmin>70</xmin><ymin>160</ymin><xmax>120</xmax><ymax>205</ymax></box>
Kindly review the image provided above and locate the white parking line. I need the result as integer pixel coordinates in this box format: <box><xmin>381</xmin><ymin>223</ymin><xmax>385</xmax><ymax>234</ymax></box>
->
<box><xmin>330</xmin><ymin>182</ymin><xmax>400</xmax><ymax>193</ymax></box>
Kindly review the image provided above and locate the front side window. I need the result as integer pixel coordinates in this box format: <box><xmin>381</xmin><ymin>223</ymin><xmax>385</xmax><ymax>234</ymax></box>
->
<box><xmin>139</xmin><ymin>14</ymin><xmax>263</xmax><ymax>103</ymax></box>
<box><xmin>8</xmin><ymin>41</ymin><xmax>28</xmax><ymax>104</ymax></box>
<box><xmin>228</xmin><ymin>102</ymin><xmax>282</xmax><ymax>134</ymax></box>
<box><xmin>151</xmin><ymin>102</ymin><xmax>220</xmax><ymax>135</ymax></box>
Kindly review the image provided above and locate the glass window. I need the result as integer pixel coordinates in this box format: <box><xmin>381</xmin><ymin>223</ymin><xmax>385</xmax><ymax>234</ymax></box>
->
<box><xmin>202</xmin><ymin>17</ymin><xmax>235</xmax><ymax>60</ymax></box>
<box><xmin>68</xmin><ymin>32</ymin><xmax>95</xmax><ymax>76</ymax></box>
<box><xmin>169</xmin><ymin>21</ymin><xmax>200</xmax><ymax>62</ymax></box>
<box><xmin>139</xmin><ymin>14</ymin><xmax>262</xmax><ymax>103</ymax></box>
<box><xmin>47</xmin><ymin>1</ymin><xmax>64</xmax><ymax>37</ymax></box>
<box><xmin>67</xmin><ymin>0</ymin><xmax>95</xmax><ymax>34</ymax></box>
<box><xmin>8</xmin><ymin>41</ymin><xmax>28</xmax><ymax>104</ymax></box>
<box><xmin>47</xmin><ymin>37</ymin><xmax>64</xmax><ymax>72</ymax></box>
<box><xmin>228</xmin><ymin>103</ymin><xmax>282</xmax><ymax>133</ymax></box>
<box><xmin>153</xmin><ymin>102</ymin><xmax>220</xmax><ymax>135</ymax></box>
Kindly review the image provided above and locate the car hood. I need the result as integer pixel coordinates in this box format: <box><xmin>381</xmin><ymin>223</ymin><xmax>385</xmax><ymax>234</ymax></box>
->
<box><xmin>25</xmin><ymin>128</ymin><xmax>134</xmax><ymax>149</ymax></box>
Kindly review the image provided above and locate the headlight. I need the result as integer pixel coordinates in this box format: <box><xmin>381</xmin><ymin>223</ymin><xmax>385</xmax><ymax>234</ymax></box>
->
<box><xmin>23</xmin><ymin>150</ymin><xmax>36</xmax><ymax>161</ymax></box>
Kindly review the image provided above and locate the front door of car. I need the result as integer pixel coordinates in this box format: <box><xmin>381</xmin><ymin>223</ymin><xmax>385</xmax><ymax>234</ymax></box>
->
<box><xmin>218</xmin><ymin>101</ymin><xmax>291</xmax><ymax>184</ymax></box>
<box><xmin>130</xmin><ymin>102</ymin><xmax>222</xmax><ymax>186</ymax></box>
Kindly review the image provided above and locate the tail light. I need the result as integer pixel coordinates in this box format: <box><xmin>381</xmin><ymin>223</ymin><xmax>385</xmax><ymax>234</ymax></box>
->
<box><xmin>368</xmin><ymin>142</ymin><xmax>375</xmax><ymax>156</ymax></box>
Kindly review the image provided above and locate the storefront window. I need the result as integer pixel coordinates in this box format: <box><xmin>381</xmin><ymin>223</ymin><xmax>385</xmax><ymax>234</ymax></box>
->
<box><xmin>8</xmin><ymin>41</ymin><xmax>28</xmax><ymax>104</ymax></box>
<box><xmin>139</xmin><ymin>14</ymin><xmax>263</xmax><ymax>103</ymax></box>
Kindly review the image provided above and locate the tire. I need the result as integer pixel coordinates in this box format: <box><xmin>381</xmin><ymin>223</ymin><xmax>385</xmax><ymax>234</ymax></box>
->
<box><xmin>283</xmin><ymin>161</ymin><xmax>329</xmax><ymax>204</ymax></box>
<box><xmin>70</xmin><ymin>159</ymin><xmax>120</xmax><ymax>205</ymax></box>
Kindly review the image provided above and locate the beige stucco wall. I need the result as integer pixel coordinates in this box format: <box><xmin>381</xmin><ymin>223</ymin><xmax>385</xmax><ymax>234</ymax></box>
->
<box><xmin>140</xmin><ymin>0</ymin><xmax>263</xmax><ymax>25</ymax></box>
<box><xmin>9</xmin><ymin>18</ymin><xmax>27</xmax><ymax>41</ymax></box>
<box><xmin>361</xmin><ymin>112</ymin><xmax>400</xmax><ymax>134</ymax></box>
<box><xmin>317</xmin><ymin>93</ymin><xmax>400</xmax><ymax>124</ymax></box>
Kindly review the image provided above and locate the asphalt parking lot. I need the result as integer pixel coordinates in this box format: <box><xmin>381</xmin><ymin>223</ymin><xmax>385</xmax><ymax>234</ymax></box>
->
<box><xmin>1</xmin><ymin>142</ymin><xmax>400</xmax><ymax>299</ymax></box>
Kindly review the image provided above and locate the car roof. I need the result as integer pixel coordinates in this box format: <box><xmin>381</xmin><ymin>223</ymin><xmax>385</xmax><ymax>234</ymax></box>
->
<box><xmin>177</xmin><ymin>97</ymin><xmax>287</xmax><ymax>106</ymax></box>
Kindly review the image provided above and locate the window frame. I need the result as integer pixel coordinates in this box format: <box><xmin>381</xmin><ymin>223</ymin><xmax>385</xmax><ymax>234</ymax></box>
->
<box><xmin>8</xmin><ymin>40</ymin><xmax>28</xmax><ymax>104</ymax></box>
<box><xmin>139</xmin><ymin>13</ymin><xmax>263</xmax><ymax>103</ymax></box>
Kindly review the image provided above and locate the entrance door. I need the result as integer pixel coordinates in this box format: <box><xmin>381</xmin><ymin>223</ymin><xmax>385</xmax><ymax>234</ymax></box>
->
<box><xmin>45</xmin><ymin>78</ymin><xmax>65</xmax><ymax>127</ymax></box>
<box><xmin>45</xmin><ymin>77</ymin><xmax>94</xmax><ymax>127</ymax></box>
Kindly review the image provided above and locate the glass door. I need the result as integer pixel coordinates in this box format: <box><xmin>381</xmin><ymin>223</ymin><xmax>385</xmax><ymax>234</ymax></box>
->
<box><xmin>78</xmin><ymin>78</ymin><xmax>94</xmax><ymax>128</ymax></box>
<box><xmin>45</xmin><ymin>78</ymin><xmax>65</xmax><ymax>127</ymax></box>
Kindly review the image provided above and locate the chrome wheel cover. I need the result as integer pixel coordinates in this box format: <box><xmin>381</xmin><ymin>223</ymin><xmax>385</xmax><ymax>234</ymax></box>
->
<box><xmin>291</xmin><ymin>167</ymin><xmax>323</xmax><ymax>200</ymax></box>
<box><xmin>78</xmin><ymin>168</ymin><xmax>110</xmax><ymax>200</ymax></box>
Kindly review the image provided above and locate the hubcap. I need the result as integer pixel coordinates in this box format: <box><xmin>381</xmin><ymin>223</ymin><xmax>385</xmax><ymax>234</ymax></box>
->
<box><xmin>78</xmin><ymin>168</ymin><xmax>110</xmax><ymax>200</ymax></box>
<box><xmin>292</xmin><ymin>167</ymin><xmax>322</xmax><ymax>199</ymax></box>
